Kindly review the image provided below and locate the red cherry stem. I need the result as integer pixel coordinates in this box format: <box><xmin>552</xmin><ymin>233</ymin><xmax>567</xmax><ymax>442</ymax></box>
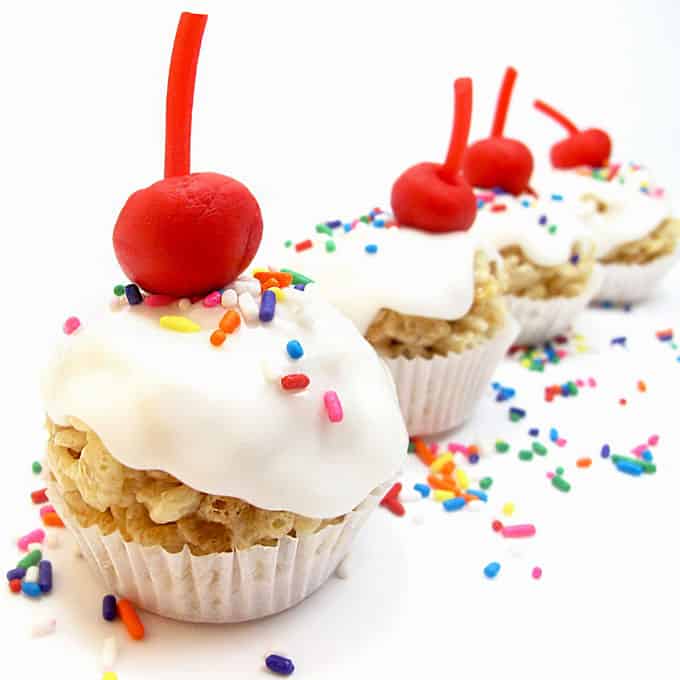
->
<box><xmin>441</xmin><ymin>77</ymin><xmax>473</xmax><ymax>183</ymax></box>
<box><xmin>533</xmin><ymin>99</ymin><xmax>579</xmax><ymax>135</ymax></box>
<box><xmin>164</xmin><ymin>12</ymin><xmax>208</xmax><ymax>178</ymax></box>
<box><xmin>491</xmin><ymin>66</ymin><xmax>517</xmax><ymax>137</ymax></box>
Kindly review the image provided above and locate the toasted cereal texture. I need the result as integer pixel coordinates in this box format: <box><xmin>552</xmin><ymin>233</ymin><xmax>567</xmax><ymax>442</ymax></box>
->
<box><xmin>600</xmin><ymin>218</ymin><xmax>679</xmax><ymax>265</ymax></box>
<box><xmin>46</xmin><ymin>419</ymin><xmax>342</xmax><ymax>556</ymax></box>
<box><xmin>501</xmin><ymin>239</ymin><xmax>596</xmax><ymax>300</ymax></box>
<box><xmin>365</xmin><ymin>250</ymin><xmax>507</xmax><ymax>359</ymax></box>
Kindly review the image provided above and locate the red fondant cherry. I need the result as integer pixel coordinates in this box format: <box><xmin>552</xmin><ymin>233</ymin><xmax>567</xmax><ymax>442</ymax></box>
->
<box><xmin>534</xmin><ymin>99</ymin><xmax>611</xmax><ymax>169</ymax></box>
<box><xmin>113</xmin><ymin>13</ymin><xmax>263</xmax><ymax>297</ymax></box>
<box><xmin>391</xmin><ymin>77</ymin><xmax>476</xmax><ymax>233</ymax></box>
<box><xmin>463</xmin><ymin>67</ymin><xmax>534</xmax><ymax>196</ymax></box>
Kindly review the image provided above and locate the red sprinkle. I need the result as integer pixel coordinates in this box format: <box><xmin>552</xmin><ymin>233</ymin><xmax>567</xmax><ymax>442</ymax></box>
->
<box><xmin>382</xmin><ymin>483</ymin><xmax>402</xmax><ymax>502</ymax></box>
<box><xmin>295</xmin><ymin>239</ymin><xmax>313</xmax><ymax>253</ymax></box>
<box><xmin>31</xmin><ymin>489</ymin><xmax>48</xmax><ymax>504</ymax></box>
<box><xmin>281</xmin><ymin>374</ymin><xmax>310</xmax><ymax>391</ymax></box>
<box><xmin>619</xmin><ymin>398</ymin><xmax>627</xmax><ymax>406</ymax></box>
<box><xmin>381</xmin><ymin>497</ymin><xmax>405</xmax><ymax>516</ymax></box>
<box><xmin>490</xmin><ymin>204</ymin><xmax>507</xmax><ymax>212</ymax></box>
<box><xmin>492</xmin><ymin>519</ymin><xmax>503</xmax><ymax>533</ymax></box>
<box><xmin>9</xmin><ymin>579</ymin><xmax>21</xmax><ymax>594</ymax></box>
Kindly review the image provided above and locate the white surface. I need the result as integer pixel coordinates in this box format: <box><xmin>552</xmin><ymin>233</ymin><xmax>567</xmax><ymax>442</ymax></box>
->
<box><xmin>1</xmin><ymin>1</ymin><xmax>679</xmax><ymax>678</ymax></box>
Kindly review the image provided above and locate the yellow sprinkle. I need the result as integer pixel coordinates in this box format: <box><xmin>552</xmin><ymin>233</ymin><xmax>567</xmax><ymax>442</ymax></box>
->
<box><xmin>252</xmin><ymin>268</ymin><xmax>267</xmax><ymax>275</ymax></box>
<box><xmin>573</xmin><ymin>334</ymin><xmax>585</xmax><ymax>342</ymax></box>
<box><xmin>430</xmin><ymin>452</ymin><xmax>453</xmax><ymax>473</ymax></box>
<box><xmin>103</xmin><ymin>674</ymin><xmax>118</xmax><ymax>680</ymax></box>
<box><xmin>575</xmin><ymin>344</ymin><xmax>588</xmax><ymax>353</ymax></box>
<box><xmin>454</xmin><ymin>467</ymin><xmax>470</xmax><ymax>490</ymax></box>
<box><xmin>502</xmin><ymin>502</ymin><xmax>515</xmax><ymax>517</ymax></box>
<box><xmin>520</xmin><ymin>358</ymin><xmax>531</xmax><ymax>368</ymax></box>
<box><xmin>433</xmin><ymin>489</ymin><xmax>454</xmax><ymax>502</ymax></box>
<box><xmin>269</xmin><ymin>286</ymin><xmax>286</xmax><ymax>301</ymax></box>
<box><xmin>159</xmin><ymin>316</ymin><xmax>201</xmax><ymax>333</ymax></box>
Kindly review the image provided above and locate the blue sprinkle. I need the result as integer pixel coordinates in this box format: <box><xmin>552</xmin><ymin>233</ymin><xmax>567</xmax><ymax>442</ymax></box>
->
<box><xmin>468</xmin><ymin>454</ymin><xmax>480</xmax><ymax>464</ymax></box>
<box><xmin>259</xmin><ymin>290</ymin><xmax>276</xmax><ymax>322</ymax></box>
<box><xmin>538</xmin><ymin>215</ymin><xmax>548</xmax><ymax>226</ymax></box>
<box><xmin>414</xmin><ymin>483</ymin><xmax>430</xmax><ymax>498</ymax></box>
<box><xmin>642</xmin><ymin>450</ymin><xmax>654</xmax><ymax>462</ymax></box>
<box><xmin>521</xmin><ymin>199</ymin><xmax>530</xmax><ymax>207</ymax></box>
<box><xmin>610</xmin><ymin>336</ymin><xmax>627</xmax><ymax>346</ymax></box>
<box><xmin>21</xmin><ymin>582</ymin><xmax>41</xmax><ymax>598</ymax></box>
<box><xmin>551</xmin><ymin>193</ymin><xmax>564</xmax><ymax>201</ymax></box>
<box><xmin>483</xmin><ymin>562</ymin><xmax>501</xmax><ymax>579</ymax></box>
<box><xmin>265</xmin><ymin>654</ymin><xmax>295</xmax><ymax>676</ymax></box>
<box><xmin>560</xmin><ymin>384</ymin><xmax>570</xmax><ymax>396</ymax></box>
<box><xmin>443</xmin><ymin>497</ymin><xmax>467</xmax><ymax>512</ymax></box>
<box><xmin>570</xmin><ymin>254</ymin><xmax>580</xmax><ymax>265</ymax></box>
<box><xmin>616</xmin><ymin>460</ymin><xmax>643</xmax><ymax>476</ymax></box>
<box><xmin>343</xmin><ymin>223</ymin><xmax>352</xmax><ymax>232</ymax></box>
<box><xmin>373</xmin><ymin>219</ymin><xmax>385</xmax><ymax>227</ymax></box>
<box><xmin>509</xmin><ymin>407</ymin><xmax>526</xmax><ymax>417</ymax></box>
<box><xmin>550</xmin><ymin>427</ymin><xmax>559</xmax><ymax>442</ymax></box>
<box><xmin>365</xmin><ymin>244</ymin><xmax>378</xmax><ymax>254</ymax></box>
<box><xmin>466</xmin><ymin>489</ymin><xmax>487</xmax><ymax>502</ymax></box>
<box><xmin>600</xmin><ymin>444</ymin><xmax>611</xmax><ymax>459</ymax></box>
<box><xmin>124</xmin><ymin>283</ymin><xmax>143</xmax><ymax>305</ymax></box>
<box><xmin>6</xmin><ymin>567</ymin><xmax>26</xmax><ymax>581</ymax></box>
<box><xmin>492</xmin><ymin>186</ymin><xmax>506</xmax><ymax>195</ymax></box>
<box><xmin>102</xmin><ymin>594</ymin><xmax>117</xmax><ymax>621</ymax></box>
<box><xmin>38</xmin><ymin>560</ymin><xmax>52</xmax><ymax>593</ymax></box>
<box><xmin>477</xmin><ymin>199</ymin><xmax>485</xmax><ymax>209</ymax></box>
<box><xmin>326</xmin><ymin>220</ymin><xmax>342</xmax><ymax>228</ymax></box>
<box><xmin>529</xmin><ymin>428</ymin><xmax>539</xmax><ymax>437</ymax></box>
<box><xmin>491</xmin><ymin>381</ymin><xmax>501</xmax><ymax>390</ymax></box>
<box><xmin>286</xmin><ymin>340</ymin><xmax>304</xmax><ymax>360</ymax></box>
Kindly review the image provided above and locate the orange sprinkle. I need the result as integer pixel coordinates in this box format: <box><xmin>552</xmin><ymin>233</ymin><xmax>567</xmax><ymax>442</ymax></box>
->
<box><xmin>467</xmin><ymin>445</ymin><xmax>479</xmax><ymax>456</ymax></box>
<box><xmin>439</xmin><ymin>460</ymin><xmax>455</xmax><ymax>476</ymax></box>
<box><xmin>210</xmin><ymin>329</ymin><xmax>226</xmax><ymax>347</ymax></box>
<box><xmin>637</xmin><ymin>380</ymin><xmax>647</xmax><ymax>393</ymax></box>
<box><xmin>254</xmin><ymin>271</ymin><xmax>293</xmax><ymax>288</ymax></box>
<box><xmin>262</xmin><ymin>277</ymin><xmax>280</xmax><ymax>291</ymax></box>
<box><xmin>427</xmin><ymin>474</ymin><xmax>458</xmax><ymax>493</ymax></box>
<box><xmin>413</xmin><ymin>438</ymin><xmax>435</xmax><ymax>466</ymax></box>
<box><xmin>463</xmin><ymin>494</ymin><xmax>479</xmax><ymax>503</ymax></box>
<box><xmin>117</xmin><ymin>599</ymin><xmax>145</xmax><ymax>640</ymax></box>
<box><xmin>42</xmin><ymin>512</ymin><xmax>64</xmax><ymax>528</ymax></box>
<box><xmin>576</xmin><ymin>457</ymin><xmax>592</xmax><ymax>468</ymax></box>
<box><xmin>219</xmin><ymin>310</ymin><xmax>241</xmax><ymax>334</ymax></box>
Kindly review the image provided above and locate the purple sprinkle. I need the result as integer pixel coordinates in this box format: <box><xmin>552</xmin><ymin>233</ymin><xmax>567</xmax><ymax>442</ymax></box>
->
<box><xmin>600</xmin><ymin>444</ymin><xmax>611</xmax><ymax>459</ymax></box>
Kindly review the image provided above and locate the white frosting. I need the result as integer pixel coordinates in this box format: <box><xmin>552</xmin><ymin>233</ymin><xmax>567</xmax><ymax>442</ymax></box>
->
<box><xmin>472</xmin><ymin>192</ymin><xmax>591</xmax><ymax>266</ymax></box>
<box><xmin>283</xmin><ymin>218</ymin><xmax>489</xmax><ymax>333</ymax></box>
<box><xmin>42</xmin><ymin>280</ymin><xmax>408</xmax><ymax>518</ymax></box>
<box><xmin>538</xmin><ymin>164</ymin><xmax>672</xmax><ymax>258</ymax></box>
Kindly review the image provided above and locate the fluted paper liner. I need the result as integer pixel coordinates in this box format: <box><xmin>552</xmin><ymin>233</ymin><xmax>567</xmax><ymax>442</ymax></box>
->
<box><xmin>594</xmin><ymin>250</ymin><xmax>679</xmax><ymax>303</ymax></box>
<box><xmin>47</xmin><ymin>481</ymin><xmax>387</xmax><ymax>623</ymax></box>
<box><xmin>383</xmin><ymin>317</ymin><xmax>519</xmax><ymax>436</ymax></box>
<box><xmin>506</xmin><ymin>266</ymin><xmax>604</xmax><ymax>346</ymax></box>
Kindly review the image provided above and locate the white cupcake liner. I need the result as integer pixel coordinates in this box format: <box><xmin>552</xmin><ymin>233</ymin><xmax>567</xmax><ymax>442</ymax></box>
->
<box><xmin>47</xmin><ymin>481</ymin><xmax>387</xmax><ymax>623</ymax></box>
<box><xmin>383</xmin><ymin>317</ymin><xmax>519</xmax><ymax>436</ymax></box>
<box><xmin>594</xmin><ymin>249</ymin><xmax>679</xmax><ymax>303</ymax></box>
<box><xmin>506</xmin><ymin>266</ymin><xmax>604</xmax><ymax>346</ymax></box>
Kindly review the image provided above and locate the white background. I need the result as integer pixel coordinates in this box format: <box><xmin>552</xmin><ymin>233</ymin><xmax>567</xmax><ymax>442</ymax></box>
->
<box><xmin>1</xmin><ymin>1</ymin><xmax>679</xmax><ymax>678</ymax></box>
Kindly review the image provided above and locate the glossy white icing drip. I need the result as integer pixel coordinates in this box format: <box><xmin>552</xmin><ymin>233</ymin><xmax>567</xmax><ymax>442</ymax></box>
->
<box><xmin>42</xmin><ymin>280</ymin><xmax>408</xmax><ymax>518</ymax></box>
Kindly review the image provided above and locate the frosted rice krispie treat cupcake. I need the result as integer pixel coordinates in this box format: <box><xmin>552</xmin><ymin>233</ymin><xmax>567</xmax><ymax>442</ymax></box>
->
<box><xmin>534</xmin><ymin>98</ymin><xmax>679</xmax><ymax>302</ymax></box>
<box><xmin>473</xmin><ymin>190</ymin><xmax>601</xmax><ymax>344</ymax></box>
<box><xmin>283</xmin><ymin>78</ymin><xmax>518</xmax><ymax>435</ymax></box>
<box><xmin>41</xmin><ymin>12</ymin><xmax>407</xmax><ymax>624</ymax></box>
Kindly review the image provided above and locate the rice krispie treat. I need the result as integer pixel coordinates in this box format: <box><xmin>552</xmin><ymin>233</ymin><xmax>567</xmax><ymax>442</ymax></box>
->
<box><xmin>284</xmin><ymin>78</ymin><xmax>518</xmax><ymax>435</ymax></box>
<box><xmin>42</xmin><ymin>12</ymin><xmax>407</xmax><ymax>624</ymax></box>
<box><xmin>473</xmin><ymin>190</ymin><xmax>601</xmax><ymax>344</ymax></box>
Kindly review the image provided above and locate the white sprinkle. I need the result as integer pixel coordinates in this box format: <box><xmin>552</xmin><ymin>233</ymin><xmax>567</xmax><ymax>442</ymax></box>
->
<box><xmin>260</xmin><ymin>360</ymin><xmax>279</xmax><ymax>383</ymax></box>
<box><xmin>45</xmin><ymin>533</ymin><xmax>60</xmax><ymax>549</ymax></box>
<box><xmin>220</xmin><ymin>289</ymin><xmax>238</xmax><ymax>308</ymax></box>
<box><xmin>178</xmin><ymin>298</ymin><xmax>192</xmax><ymax>311</ymax></box>
<box><xmin>247</xmin><ymin>281</ymin><xmax>261</xmax><ymax>297</ymax></box>
<box><xmin>100</xmin><ymin>636</ymin><xmax>118</xmax><ymax>670</ymax></box>
<box><xmin>238</xmin><ymin>292</ymin><xmax>259</xmax><ymax>323</ymax></box>
<box><xmin>234</xmin><ymin>280</ymin><xmax>252</xmax><ymax>295</ymax></box>
<box><xmin>466</xmin><ymin>500</ymin><xmax>483</xmax><ymax>512</ymax></box>
<box><xmin>25</xmin><ymin>566</ymin><xmax>39</xmax><ymax>583</ymax></box>
<box><xmin>335</xmin><ymin>555</ymin><xmax>351</xmax><ymax>579</ymax></box>
<box><xmin>399</xmin><ymin>489</ymin><xmax>423</xmax><ymax>503</ymax></box>
<box><xmin>30</xmin><ymin>618</ymin><xmax>56</xmax><ymax>638</ymax></box>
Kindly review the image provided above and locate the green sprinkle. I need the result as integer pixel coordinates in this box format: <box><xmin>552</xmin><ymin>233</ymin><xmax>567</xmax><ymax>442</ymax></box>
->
<box><xmin>284</xmin><ymin>240</ymin><xmax>292</xmax><ymax>248</ymax></box>
<box><xmin>568</xmin><ymin>382</ymin><xmax>578</xmax><ymax>395</ymax></box>
<box><xmin>510</xmin><ymin>412</ymin><xmax>522</xmax><ymax>422</ymax></box>
<box><xmin>113</xmin><ymin>284</ymin><xmax>125</xmax><ymax>297</ymax></box>
<box><xmin>556</xmin><ymin>466</ymin><xmax>565</xmax><ymax>476</ymax></box>
<box><xmin>479</xmin><ymin>477</ymin><xmax>493</xmax><ymax>490</ymax></box>
<box><xmin>280</xmin><ymin>269</ymin><xmax>314</xmax><ymax>285</ymax></box>
<box><xmin>359</xmin><ymin>216</ymin><xmax>370</xmax><ymax>224</ymax></box>
<box><xmin>315</xmin><ymin>224</ymin><xmax>334</xmax><ymax>236</ymax></box>
<box><xmin>325</xmin><ymin>240</ymin><xmax>336</xmax><ymax>253</ymax></box>
<box><xmin>611</xmin><ymin>455</ymin><xmax>656</xmax><ymax>474</ymax></box>
<box><xmin>532</xmin><ymin>442</ymin><xmax>547</xmax><ymax>456</ymax></box>
<box><xmin>408</xmin><ymin>440</ymin><xmax>416</xmax><ymax>453</ymax></box>
<box><xmin>495</xmin><ymin>440</ymin><xmax>510</xmax><ymax>453</ymax></box>
<box><xmin>552</xmin><ymin>476</ymin><xmax>571</xmax><ymax>492</ymax></box>
<box><xmin>32</xmin><ymin>461</ymin><xmax>42</xmax><ymax>475</ymax></box>
<box><xmin>548</xmin><ymin>225</ymin><xmax>557</xmax><ymax>235</ymax></box>
<box><xmin>18</xmin><ymin>550</ymin><xmax>42</xmax><ymax>569</ymax></box>
<box><xmin>518</xmin><ymin>450</ymin><xmax>534</xmax><ymax>461</ymax></box>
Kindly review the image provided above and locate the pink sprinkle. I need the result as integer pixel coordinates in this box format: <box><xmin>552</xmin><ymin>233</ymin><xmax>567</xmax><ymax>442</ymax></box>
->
<box><xmin>18</xmin><ymin>529</ymin><xmax>45</xmax><ymax>552</ymax></box>
<box><xmin>62</xmin><ymin>316</ymin><xmax>80</xmax><ymax>335</ymax></box>
<box><xmin>651</xmin><ymin>187</ymin><xmax>665</xmax><ymax>198</ymax></box>
<box><xmin>39</xmin><ymin>505</ymin><xmax>56</xmax><ymax>518</ymax></box>
<box><xmin>202</xmin><ymin>292</ymin><xmax>222</xmax><ymax>308</ymax></box>
<box><xmin>323</xmin><ymin>391</ymin><xmax>344</xmax><ymax>423</ymax></box>
<box><xmin>144</xmin><ymin>294</ymin><xmax>175</xmax><ymax>307</ymax></box>
<box><xmin>576</xmin><ymin>379</ymin><xmax>585</xmax><ymax>387</ymax></box>
<box><xmin>546</xmin><ymin>472</ymin><xmax>555</xmax><ymax>479</ymax></box>
<box><xmin>531</xmin><ymin>566</ymin><xmax>543</xmax><ymax>580</ymax></box>
<box><xmin>556</xmin><ymin>350</ymin><xmax>567</xmax><ymax>359</ymax></box>
<box><xmin>631</xmin><ymin>444</ymin><xmax>647</xmax><ymax>456</ymax></box>
<box><xmin>588</xmin><ymin>377</ymin><xmax>597</xmax><ymax>387</ymax></box>
<box><xmin>447</xmin><ymin>442</ymin><xmax>468</xmax><ymax>454</ymax></box>
<box><xmin>501</xmin><ymin>524</ymin><xmax>536</xmax><ymax>539</ymax></box>
<box><xmin>429</xmin><ymin>443</ymin><xmax>439</xmax><ymax>454</ymax></box>
<box><xmin>648</xmin><ymin>434</ymin><xmax>659</xmax><ymax>446</ymax></box>
<box><xmin>556</xmin><ymin>438</ymin><xmax>567</xmax><ymax>447</ymax></box>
